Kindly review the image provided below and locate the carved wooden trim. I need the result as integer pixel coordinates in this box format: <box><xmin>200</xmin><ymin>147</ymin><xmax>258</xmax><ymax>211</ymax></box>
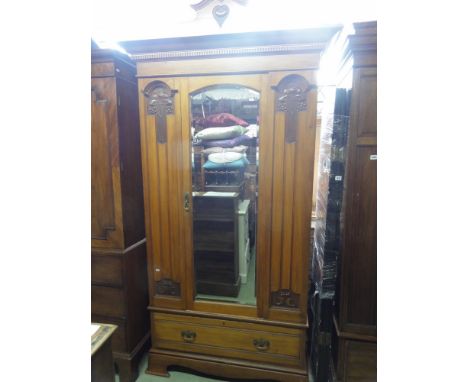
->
<box><xmin>129</xmin><ymin>43</ymin><xmax>324</xmax><ymax>61</ymax></box>
<box><xmin>191</xmin><ymin>0</ymin><xmax>248</xmax><ymax>27</ymax></box>
<box><xmin>272</xmin><ymin>74</ymin><xmax>316</xmax><ymax>143</ymax></box>
<box><xmin>212</xmin><ymin>3</ymin><xmax>230</xmax><ymax>27</ymax></box>
<box><xmin>143</xmin><ymin>81</ymin><xmax>178</xmax><ymax>144</ymax></box>
<box><xmin>191</xmin><ymin>0</ymin><xmax>248</xmax><ymax>11</ymax></box>
<box><xmin>270</xmin><ymin>289</ymin><xmax>300</xmax><ymax>308</ymax></box>
<box><xmin>155</xmin><ymin>278</ymin><xmax>181</xmax><ymax>297</ymax></box>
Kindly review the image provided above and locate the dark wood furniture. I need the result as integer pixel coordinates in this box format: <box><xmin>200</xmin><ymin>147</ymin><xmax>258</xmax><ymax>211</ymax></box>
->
<box><xmin>121</xmin><ymin>26</ymin><xmax>340</xmax><ymax>382</ymax></box>
<box><xmin>310</xmin><ymin>86</ymin><xmax>351</xmax><ymax>382</ymax></box>
<box><xmin>91</xmin><ymin>48</ymin><xmax>149</xmax><ymax>382</ymax></box>
<box><xmin>91</xmin><ymin>324</ymin><xmax>118</xmax><ymax>382</ymax></box>
<box><xmin>333</xmin><ymin>21</ymin><xmax>377</xmax><ymax>381</ymax></box>
<box><xmin>193</xmin><ymin>192</ymin><xmax>240</xmax><ymax>297</ymax></box>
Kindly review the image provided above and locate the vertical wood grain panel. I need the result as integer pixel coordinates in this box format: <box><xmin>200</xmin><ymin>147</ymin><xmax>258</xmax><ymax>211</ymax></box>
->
<box><xmin>91</xmin><ymin>87</ymin><xmax>115</xmax><ymax>238</ymax></box>
<box><xmin>356</xmin><ymin>71</ymin><xmax>377</xmax><ymax>137</ymax></box>
<box><xmin>166</xmin><ymin>112</ymin><xmax>180</xmax><ymax>282</ymax></box>
<box><xmin>157</xmin><ymin>132</ymin><xmax>172</xmax><ymax>278</ymax></box>
<box><xmin>257</xmin><ymin>74</ymin><xmax>275</xmax><ymax>318</ymax></box>
<box><xmin>291</xmin><ymin>92</ymin><xmax>316</xmax><ymax>306</ymax></box>
<box><xmin>179</xmin><ymin>77</ymin><xmax>194</xmax><ymax>307</ymax></box>
<box><xmin>139</xmin><ymin>78</ymin><xmax>185</xmax><ymax>309</ymax></box>
<box><xmin>266</xmin><ymin>71</ymin><xmax>317</xmax><ymax>323</ymax></box>
<box><xmin>339</xmin><ymin>65</ymin><xmax>377</xmax><ymax>336</ymax></box>
<box><xmin>138</xmin><ymin>78</ymin><xmax>155</xmax><ymax>298</ymax></box>
<box><xmin>146</xmin><ymin>112</ymin><xmax>163</xmax><ymax>278</ymax></box>
<box><xmin>280</xmin><ymin>142</ymin><xmax>295</xmax><ymax>288</ymax></box>
<box><xmin>270</xmin><ymin>111</ymin><xmax>286</xmax><ymax>293</ymax></box>
<box><xmin>345</xmin><ymin>146</ymin><xmax>377</xmax><ymax>327</ymax></box>
<box><xmin>91</xmin><ymin>77</ymin><xmax>124</xmax><ymax>249</ymax></box>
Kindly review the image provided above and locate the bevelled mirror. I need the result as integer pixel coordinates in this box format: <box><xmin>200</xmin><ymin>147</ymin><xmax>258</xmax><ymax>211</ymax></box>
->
<box><xmin>190</xmin><ymin>85</ymin><xmax>260</xmax><ymax>306</ymax></box>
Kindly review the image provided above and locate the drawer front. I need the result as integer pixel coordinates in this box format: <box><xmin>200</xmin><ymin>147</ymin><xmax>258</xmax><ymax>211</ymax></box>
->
<box><xmin>152</xmin><ymin>313</ymin><xmax>305</xmax><ymax>368</ymax></box>
<box><xmin>91</xmin><ymin>255</ymin><xmax>123</xmax><ymax>286</ymax></box>
<box><xmin>92</xmin><ymin>286</ymin><xmax>126</xmax><ymax>318</ymax></box>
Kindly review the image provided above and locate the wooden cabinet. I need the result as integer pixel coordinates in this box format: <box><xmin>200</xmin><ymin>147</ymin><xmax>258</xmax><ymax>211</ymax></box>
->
<box><xmin>91</xmin><ymin>48</ymin><xmax>149</xmax><ymax>382</ymax></box>
<box><xmin>333</xmin><ymin>22</ymin><xmax>377</xmax><ymax>381</ymax></box>
<box><xmin>121</xmin><ymin>27</ymin><xmax>340</xmax><ymax>382</ymax></box>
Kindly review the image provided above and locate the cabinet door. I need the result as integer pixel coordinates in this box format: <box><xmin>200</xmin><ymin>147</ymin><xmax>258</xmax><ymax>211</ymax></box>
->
<box><xmin>339</xmin><ymin>67</ymin><xmax>377</xmax><ymax>336</ymax></box>
<box><xmin>259</xmin><ymin>71</ymin><xmax>318</xmax><ymax>324</ymax></box>
<box><xmin>139</xmin><ymin>78</ymin><xmax>188</xmax><ymax>310</ymax></box>
<box><xmin>91</xmin><ymin>77</ymin><xmax>124</xmax><ymax>249</ymax></box>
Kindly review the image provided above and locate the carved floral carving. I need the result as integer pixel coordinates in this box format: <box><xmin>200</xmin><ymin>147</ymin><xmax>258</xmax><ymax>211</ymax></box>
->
<box><xmin>271</xmin><ymin>289</ymin><xmax>300</xmax><ymax>308</ymax></box>
<box><xmin>191</xmin><ymin>0</ymin><xmax>248</xmax><ymax>27</ymax></box>
<box><xmin>143</xmin><ymin>81</ymin><xmax>178</xmax><ymax>144</ymax></box>
<box><xmin>272</xmin><ymin>74</ymin><xmax>316</xmax><ymax>143</ymax></box>
<box><xmin>155</xmin><ymin>278</ymin><xmax>181</xmax><ymax>297</ymax></box>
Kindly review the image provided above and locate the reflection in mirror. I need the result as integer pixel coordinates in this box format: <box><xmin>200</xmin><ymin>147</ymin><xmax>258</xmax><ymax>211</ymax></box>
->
<box><xmin>190</xmin><ymin>85</ymin><xmax>259</xmax><ymax>306</ymax></box>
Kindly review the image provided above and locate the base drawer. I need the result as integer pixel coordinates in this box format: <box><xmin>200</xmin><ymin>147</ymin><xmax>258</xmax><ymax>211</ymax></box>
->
<box><xmin>152</xmin><ymin>312</ymin><xmax>305</xmax><ymax>369</ymax></box>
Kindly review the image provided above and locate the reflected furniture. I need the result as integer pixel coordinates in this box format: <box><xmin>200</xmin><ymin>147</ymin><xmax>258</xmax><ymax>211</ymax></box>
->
<box><xmin>91</xmin><ymin>48</ymin><xmax>150</xmax><ymax>382</ymax></box>
<box><xmin>121</xmin><ymin>26</ymin><xmax>340</xmax><ymax>382</ymax></box>
<box><xmin>237</xmin><ymin>199</ymin><xmax>250</xmax><ymax>284</ymax></box>
<box><xmin>193</xmin><ymin>192</ymin><xmax>240</xmax><ymax>297</ymax></box>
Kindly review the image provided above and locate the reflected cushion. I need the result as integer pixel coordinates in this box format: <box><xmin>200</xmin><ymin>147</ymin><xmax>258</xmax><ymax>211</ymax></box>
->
<box><xmin>202</xmin><ymin>134</ymin><xmax>253</xmax><ymax>148</ymax></box>
<box><xmin>203</xmin><ymin>157</ymin><xmax>249</xmax><ymax>169</ymax></box>
<box><xmin>208</xmin><ymin>152</ymin><xmax>243</xmax><ymax>164</ymax></box>
<box><xmin>195</xmin><ymin>125</ymin><xmax>246</xmax><ymax>141</ymax></box>
<box><xmin>193</xmin><ymin>113</ymin><xmax>249</xmax><ymax>128</ymax></box>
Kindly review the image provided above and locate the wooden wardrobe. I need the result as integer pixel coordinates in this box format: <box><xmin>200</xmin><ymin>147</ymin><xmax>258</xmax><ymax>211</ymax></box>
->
<box><xmin>332</xmin><ymin>21</ymin><xmax>377</xmax><ymax>381</ymax></box>
<box><xmin>121</xmin><ymin>27</ymin><xmax>340</xmax><ymax>382</ymax></box>
<box><xmin>91</xmin><ymin>48</ymin><xmax>149</xmax><ymax>382</ymax></box>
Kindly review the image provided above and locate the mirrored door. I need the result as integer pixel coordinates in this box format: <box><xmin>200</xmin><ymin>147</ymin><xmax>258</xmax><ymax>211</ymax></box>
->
<box><xmin>190</xmin><ymin>84</ymin><xmax>260</xmax><ymax>306</ymax></box>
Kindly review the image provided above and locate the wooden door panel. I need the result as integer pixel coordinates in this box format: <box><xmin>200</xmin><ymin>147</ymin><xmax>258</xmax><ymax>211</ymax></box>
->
<box><xmin>339</xmin><ymin>64</ymin><xmax>377</xmax><ymax>336</ymax></box>
<box><xmin>91</xmin><ymin>78</ymin><xmax>124</xmax><ymax>249</ymax></box>
<box><xmin>262</xmin><ymin>71</ymin><xmax>317</xmax><ymax>323</ymax></box>
<box><xmin>139</xmin><ymin>78</ymin><xmax>186</xmax><ymax>309</ymax></box>
<box><xmin>343</xmin><ymin>145</ymin><xmax>377</xmax><ymax>329</ymax></box>
<box><xmin>355</xmin><ymin>68</ymin><xmax>377</xmax><ymax>138</ymax></box>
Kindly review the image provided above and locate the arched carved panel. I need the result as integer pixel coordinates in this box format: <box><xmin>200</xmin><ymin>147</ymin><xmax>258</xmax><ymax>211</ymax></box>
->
<box><xmin>272</xmin><ymin>74</ymin><xmax>315</xmax><ymax>143</ymax></box>
<box><xmin>143</xmin><ymin>81</ymin><xmax>178</xmax><ymax>144</ymax></box>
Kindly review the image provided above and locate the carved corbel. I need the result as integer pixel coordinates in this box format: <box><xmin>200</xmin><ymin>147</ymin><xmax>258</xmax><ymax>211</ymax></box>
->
<box><xmin>143</xmin><ymin>81</ymin><xmax>178</xmax><ymax>144</ymax></box>
<box><xmin>272</xmin><ymin>74</ymin><xmax>316</xmax><ymax>143</ymax></box>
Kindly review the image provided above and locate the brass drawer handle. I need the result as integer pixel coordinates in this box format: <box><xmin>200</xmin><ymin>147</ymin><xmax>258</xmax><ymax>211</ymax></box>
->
<box><xmin>181</xmin><ymin>330</ymin><xmax>196</xmax><ymax>343</ymax></box>
<box><xmin>253</xmin><ymin>338</ymin><xmax>270</xmax><ymax>351</ymax></box>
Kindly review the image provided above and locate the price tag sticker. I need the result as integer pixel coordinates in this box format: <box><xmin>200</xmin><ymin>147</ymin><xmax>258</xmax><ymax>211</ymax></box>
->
<box><xmin>335</xmin><ymin>175</ymin><xmax>342</xmax><ymax>181</ymax></box>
